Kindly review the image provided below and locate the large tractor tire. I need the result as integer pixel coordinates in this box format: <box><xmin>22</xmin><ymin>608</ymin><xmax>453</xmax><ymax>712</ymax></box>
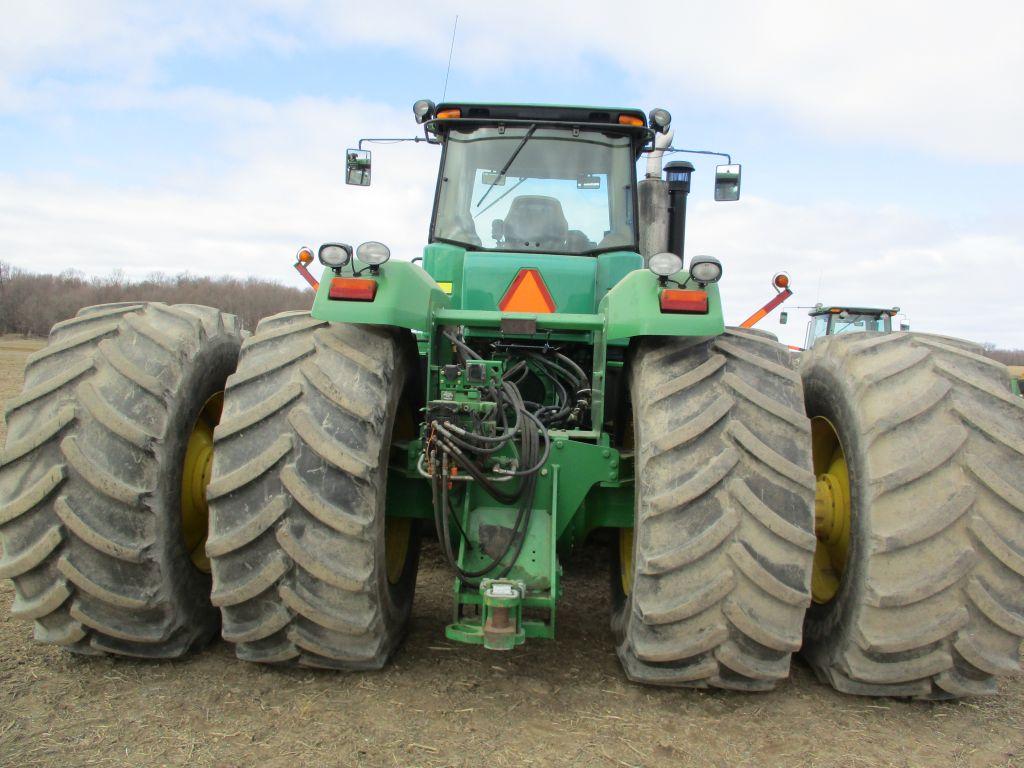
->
<box><xmin>614</xmin><ymin>328</ymin><xmax>816</xmax><ymax>690</ymax></box>
<box><xmin>800</xmin><ymin>332</ymin><xmax>1024</xmax><ymax>698</ymax></box>
<box><xmin>0</xmin><ymin>303</ymin><xmax>242</xmax><ymax>656</ymax></box>
<box><xmin>206</xmin><ymin>311</ymin><xmax>421</xmax><ymax>669</ymax></box>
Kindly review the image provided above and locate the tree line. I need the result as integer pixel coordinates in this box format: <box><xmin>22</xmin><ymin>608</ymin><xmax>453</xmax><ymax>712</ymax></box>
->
<box><xmin>1</xmin><ymin>261</ymin><xmax>1022</xmax><ymax>366</ymax></box>
<box><xmin>980</xmin><ymin>344</ymin><xmax>1024</xmax><ymax>366</ymax></box>
<box><xmin>0</xmin><ymin>261</ymin><xmax>312</xmax><ymax>336</ymax></box>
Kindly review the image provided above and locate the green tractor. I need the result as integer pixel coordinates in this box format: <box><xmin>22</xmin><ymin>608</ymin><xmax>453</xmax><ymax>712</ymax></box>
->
<box><xmin>1009</xmin><ymin>366</ymin><xmax>1023</xmax><ymax>397</ymax></box>
<box><xmin>3</xmin><ymin>101</ymin><xmax>1023</xmax><ymax>698</ymax></box>
<box><xmin>799</xmin><ymin>304</ymin><xmax>908</xmax><ymax>350</ymax></box>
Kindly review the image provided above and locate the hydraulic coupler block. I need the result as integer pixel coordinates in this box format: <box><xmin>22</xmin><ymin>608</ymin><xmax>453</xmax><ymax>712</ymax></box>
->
<box><xmin>480</xmin><ymin>579</ymin><xmax>526</xmax><ymax>651</ymax></box>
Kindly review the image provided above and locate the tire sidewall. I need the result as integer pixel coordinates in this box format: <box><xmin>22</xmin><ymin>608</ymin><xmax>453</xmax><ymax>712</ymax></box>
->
<box><xmin>374</xmin><ymin>332</ymin><xmax>421</xmax><ymax>632</ymax></box>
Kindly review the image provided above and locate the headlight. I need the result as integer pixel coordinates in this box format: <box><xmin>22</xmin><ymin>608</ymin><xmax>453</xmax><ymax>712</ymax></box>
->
<box><xmin>689</xmin><ymin>256</ymin><xmax>723</xmax><ymax>284</ymax></box>
<box><xmin>357</xmin><ymin>241</ymin><xmax>391</xmax><ymax>266</ymax></box>
<box><xmin>318</xmin><ymin>243</ymin><xmax>352</xmax><ymax>269</ymax></box>
<box><xmin>648</xmin><ymin>108</ymin><xmax>672</xmax><ymax>133</ymax></box>
<box><xmin>413</xmin><ymin>99</ymin><xmax>435</xmax><ymax>124</ymax></box>
<box><xmin>649</xmin><ymin>251</ymin><xmax>683</xmax><ymax>278</ymax></box>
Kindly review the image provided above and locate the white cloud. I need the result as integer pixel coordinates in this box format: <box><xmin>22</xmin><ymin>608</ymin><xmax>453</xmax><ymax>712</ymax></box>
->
<box><xmin>688</xmin><ymin>197</ymin><xmax>1024</xmax><ymax>348</ymax></box>
<box><xmin>0</xmin><ymin>95</ymin><xmax>437</xmax><ymax>286</ymax></box>
<box><xmin>4</xmin><ymin>1</ymin><xmax>1023</xmax><ymax>162</ymax></box>
<box><xmin>1</xmin><ymin>88</ymin><xmax>1020</xmax><ymax>348</ymax></box>
<box><xmin>1</xmin><ymin>3</ymin><xmax>1021</xmax><ymax>350</ymax></box>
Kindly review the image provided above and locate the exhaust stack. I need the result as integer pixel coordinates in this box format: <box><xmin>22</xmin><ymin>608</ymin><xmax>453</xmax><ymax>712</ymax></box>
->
<box><xmin>665</xmin><ymin>161</ymin><xmax>695</xmax><ymax>263</ymax></box>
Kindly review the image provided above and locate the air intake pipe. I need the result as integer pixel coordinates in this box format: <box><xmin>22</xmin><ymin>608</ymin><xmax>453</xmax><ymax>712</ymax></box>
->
<box><xmin>637</xmin><ymin>129</ymin><xmax>674</xmax><ymax>262</ymax></box>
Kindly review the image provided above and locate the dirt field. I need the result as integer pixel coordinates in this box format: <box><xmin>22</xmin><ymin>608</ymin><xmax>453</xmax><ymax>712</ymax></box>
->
<box><xmin>1</xmin><ymin>334</ymin><xmax>1022</xmax><ymax>768</ymax></box>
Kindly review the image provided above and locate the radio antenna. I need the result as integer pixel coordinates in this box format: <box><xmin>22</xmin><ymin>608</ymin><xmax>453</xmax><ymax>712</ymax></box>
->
<box><xmin>441</xmin><ymin>15</ymin><xmax>459</xmax><ymax>101</ymax></box>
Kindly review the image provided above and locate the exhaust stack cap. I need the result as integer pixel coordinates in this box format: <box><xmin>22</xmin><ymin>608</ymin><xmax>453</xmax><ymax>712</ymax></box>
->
<box><xmin>664</xmin><ymin>161</ymin><xmax>695</xmax><ymax>194</ymax></box>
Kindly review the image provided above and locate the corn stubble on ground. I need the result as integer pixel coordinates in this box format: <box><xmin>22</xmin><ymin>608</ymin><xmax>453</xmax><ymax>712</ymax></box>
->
<box><xmin>1</xmin><ymin>334</ymin><xmax>1023</xmax><ymax>768</ymax></box>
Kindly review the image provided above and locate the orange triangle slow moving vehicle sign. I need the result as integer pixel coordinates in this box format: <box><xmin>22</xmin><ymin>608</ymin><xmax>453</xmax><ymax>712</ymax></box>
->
<box><xmin>498</xmin><ymin>269</ymin><xmax>557</xmax><ymax>313</ymax></box>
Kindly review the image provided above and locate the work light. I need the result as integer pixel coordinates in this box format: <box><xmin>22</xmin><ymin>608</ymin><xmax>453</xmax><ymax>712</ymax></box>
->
<box><xmin>357</xmin><ymin>241</ymin><xmax>391</xmax><ymax>266</ymax></box>
<box><xmin>689</xmin><ymin>256</ymin><xmax>723</xmax><ymax>285</ymax></box>
<box><xmin>649</xmin><ymin>252</ymin><xmax>683</xmax><ymax>278</ymax></box>
<box><xmin>413</xmin><ymin>99</ymin><xmax>436</xmax><ymax>124</ymax></box>
<box><xmin>649</xmin><ymin>108</ymin><xmax>672</xmax><ymax>133</ymax></box>
<box><xmin>318</xmin><ymin>243</ymin><xmax>352</xmax><ymax>269</ymax></box>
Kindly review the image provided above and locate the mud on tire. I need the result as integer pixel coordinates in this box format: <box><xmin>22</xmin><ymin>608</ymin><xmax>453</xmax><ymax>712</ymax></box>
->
<box><xmin>207</xmin><ymin>311</ymin><xmax>421</xmax><ymax>669</ymax></box>
<box><xmin>0</xmin><ymin>303</ymin><xmax>242</xmax><ymax>657</ymax></box>
<box><xmin>615</xmin><ymin>328</ymin><xmax>816</xmax><ymax>690</ymax></box>
<box><xmin>800</xmin><ymin>332</ymin><xmax>1024</xmax><ymax>698</ymax></box>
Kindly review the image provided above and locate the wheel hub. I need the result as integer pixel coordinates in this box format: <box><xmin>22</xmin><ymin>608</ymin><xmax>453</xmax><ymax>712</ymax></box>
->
<box><xmin>181</xmin><ymin>393</ymin><xmax>223</xmax><ymax>574</ymax></box>
<box><xmin>385</xmin><ymin>518</ymin><xmax>411</xmax><ymax>584</ymax></box>
<box><xmin>810</xmin><ymin>416</ymin><xmax>851</xmax><ymax>603</ymax></box>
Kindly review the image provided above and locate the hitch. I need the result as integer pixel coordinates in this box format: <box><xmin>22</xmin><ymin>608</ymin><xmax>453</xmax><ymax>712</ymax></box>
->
<box><xmin>481</xmin><ymin>579</ymin><xmax>526</xmax><ymax>651</ymax></box>
<box><xmin>445</xmin><ymin>578</ymin><xmax>527</xmax><ymax>650</ymax></box>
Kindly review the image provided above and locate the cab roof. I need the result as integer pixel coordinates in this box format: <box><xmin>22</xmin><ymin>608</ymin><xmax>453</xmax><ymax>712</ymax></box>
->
<box><xmin>430</xmin><ymin>102</ymin><xmax>652</xmax><ymax>143</ymax></box>
<box><xmin>809</xmin><ymin>306</ymin><xmax>897</xmax><ymax>317</ymax></box>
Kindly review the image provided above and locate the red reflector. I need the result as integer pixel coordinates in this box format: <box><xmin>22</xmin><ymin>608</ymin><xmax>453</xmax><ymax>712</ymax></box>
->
<box><xmin>660</xmin><ymin>289</ymin><xmax>708</xmax><ymax>314</ymax></box>
<box><xmin>328</xmin><ymin>277</ymin><xmax>377</xmax><ymax>301</ymax></box>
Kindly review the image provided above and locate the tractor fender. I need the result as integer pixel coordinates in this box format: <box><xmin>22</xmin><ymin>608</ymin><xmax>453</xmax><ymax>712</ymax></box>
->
<box><xmin>599</xmin><ymin>268</ymin><xmax>725</xmax><ymax>343</ymax></box>
<box><xmin>310</xmin><ymin>260</ymin><xmax>451</xmax><ymax>332</ymax></box>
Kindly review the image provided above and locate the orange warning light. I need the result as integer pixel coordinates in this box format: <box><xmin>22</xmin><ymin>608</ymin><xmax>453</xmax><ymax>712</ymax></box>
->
<box><xmin>498</xmin><ymin>269</ymin><xmax>556</xmax><ymax>314</ymax></box>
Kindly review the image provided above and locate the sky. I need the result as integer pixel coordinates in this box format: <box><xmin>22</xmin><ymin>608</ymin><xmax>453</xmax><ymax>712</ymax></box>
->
<box><xmin>1</xmin><ymin>1</ymin><xmax>1022</xmax><ymax>347</ymax></box>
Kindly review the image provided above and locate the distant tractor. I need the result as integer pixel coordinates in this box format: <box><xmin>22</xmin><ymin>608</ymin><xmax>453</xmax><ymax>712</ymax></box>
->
<box><xmin>800</xmin><ymin>304</ymin><xmax>907</xmax><ymax>350</ymax></box>
<box><xmin>2</xmin><ymin>100</ymin><xmax>1023</xmax><ymax>699</ymax></box>
<box><xmin>1010</xmin><ymin>365</ymin><xmax>1023</xmax><ymax>396</ymax></box>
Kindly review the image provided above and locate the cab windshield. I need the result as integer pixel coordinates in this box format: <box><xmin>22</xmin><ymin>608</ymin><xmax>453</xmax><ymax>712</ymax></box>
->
<box><xmin>829</xmin><ymin>313</ymin><xmax>891</xmax><ymax>335</ymax></box>
<box><xmin>432</xmin><ymin>125</ymin><xmax>637</xmax><ymax>255</ymax></box>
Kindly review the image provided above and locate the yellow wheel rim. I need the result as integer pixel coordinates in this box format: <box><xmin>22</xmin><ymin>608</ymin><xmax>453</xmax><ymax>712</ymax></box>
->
<box><xmin>181</xmin><ymin>393</ymin><xmax>223</xmax><ymax>574</ymax></box>
<box><xmin>619</xmin><ymin>527</ymin><xmax>634</xmax><ymax>596</ymax></box>
<box><xmin>810</xmin><ymin>416</ymin><xmax>852</xmax><ymax>603</ymax></box>
<box><xmin>385</xmin><ymin>517</ymin><xmax>412</xmax><ymax>585</ymax></box>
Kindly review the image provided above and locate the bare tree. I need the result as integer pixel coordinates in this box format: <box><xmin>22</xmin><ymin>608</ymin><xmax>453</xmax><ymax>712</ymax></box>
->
<box><xmin>0</xmin><ymin>266</ymin><xmax>313</xmax><ymax>336</ymax></box>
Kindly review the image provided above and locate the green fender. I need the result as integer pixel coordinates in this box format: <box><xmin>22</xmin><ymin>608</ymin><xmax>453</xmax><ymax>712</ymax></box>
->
<box><xmin>311</xmin><ymin>259</ymin><xmax>724</xmax><ymax>343</ymax></box>
<box><xmin>310</xmin><ymin>260</ymin><xmax>450</xmax><ymax>331</ymax></box>
<box><xmin>599</xmin><ymin>268</ymin><xmax>725</xmax><ymax>342</ymax></box>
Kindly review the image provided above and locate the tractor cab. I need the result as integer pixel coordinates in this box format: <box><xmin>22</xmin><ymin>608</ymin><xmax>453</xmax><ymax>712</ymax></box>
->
<box><xmin>425</xmin><ymin>104</ymin><xmax>652</xmax><ymax>256</ymax></box>
<box><xmin>336</xmin><ymin>102</ymin><xmax>739</xmax><ymax>315</ymax></box>
<box><xmin>418</xmin><ymin>104</ymin><xmax>657</xmax><ymax>313</ymax></box>
<box><xmin>803</xmin><ymin>304</ymin><xmax>905</xmax><ymax>349</ymax></box>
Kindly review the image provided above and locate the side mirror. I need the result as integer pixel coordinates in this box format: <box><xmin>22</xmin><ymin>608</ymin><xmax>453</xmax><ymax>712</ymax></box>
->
<box><xmin>779</xmin><ymin>311</ymin><xmax>788</xmax><ymax>325</ymax></box>
<box><xmin>491</xmin><ymin>219</ymin><xmax>504</xmax><ymax>241</ymax></box>
<box><xmin>714</xmin><ymin>164</ymin><xmax>741</xmax><ymax>201</ymax></box>
<box><xmin>346</xmin><ymin>149</ymin><xmax>371</xmax><ymax>186</ymax></box>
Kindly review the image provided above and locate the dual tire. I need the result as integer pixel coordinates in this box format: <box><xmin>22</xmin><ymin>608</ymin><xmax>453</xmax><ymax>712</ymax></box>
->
<box><xmin>617</xmin><ymin>328</ymin><xmax>1024</xmax><ymax>696</ymax></box>
<box><xmin>0</xmin><ymin>303</ymin><xmax>241</xmax><ymax>656</ymax></box>
<box><xmin>799</xmin><ymin>332</ymin><xmax>1024</xmax><ymax>697</ymax></box>
<box><xmin>205</xmin><ymin>312</ymin><xmax>420</xmax><ymax>669</ymax></box>
<box><xmin>615</xmin><ymin>328</ymin><xmax>817</xmax><ymax>690</ymax></box>
<box><xmin>0</xmin><ymin>305</ymin><xmax>419</xmax><ymax>668</ymax></box>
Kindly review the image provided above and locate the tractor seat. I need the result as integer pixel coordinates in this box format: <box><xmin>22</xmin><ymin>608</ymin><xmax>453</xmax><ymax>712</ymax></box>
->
<box><xmin>502</xmin><ymin>195</ymin><xmax>568</xmax><ymax>250</ymax></box>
